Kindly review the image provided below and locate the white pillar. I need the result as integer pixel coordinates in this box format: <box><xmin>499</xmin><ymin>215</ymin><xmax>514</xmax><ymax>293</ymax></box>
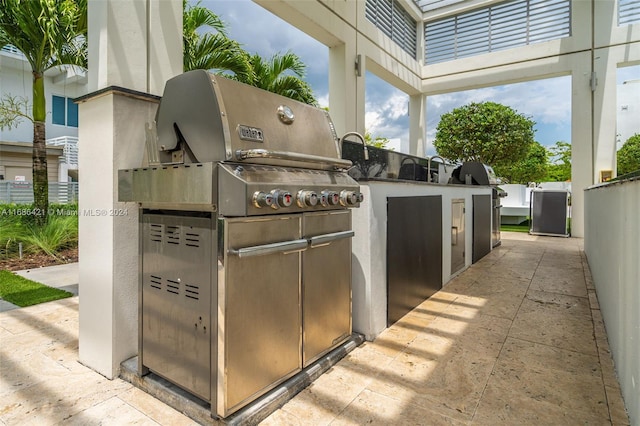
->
<box><xmin>409</xmin><ymin>94</ymin><xmax>426</xmax><ymax>157</ymax></box>
<box><xmin>78</xmin><ymin>0</ymin><xmax>181</xmax><ymax>378</ymax></box>
<box><xmin>569</xmin><ymin>51</ymin><xmax>594</xmax><ymax>239</ymax></box>
<box><xmin>329</xmin><ymin>37</ymin><xmax>361</xmax><ymax>136</ymax></box>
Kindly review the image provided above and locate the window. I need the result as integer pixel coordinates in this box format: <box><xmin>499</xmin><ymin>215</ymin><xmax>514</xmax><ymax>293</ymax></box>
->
<box><xmin>51</xmin><ymin>95</ymin><xmax>78</xmax><ymax>127</ymax></box>
<box><xmin>425</xmin><ymin>0</ymin><xmax>571</xmax><ymax>65</ymax></box>
<box><xmin>366</xmin><ymin>0</ymin><xmax>418</xmax><ymax>58</ymax></box>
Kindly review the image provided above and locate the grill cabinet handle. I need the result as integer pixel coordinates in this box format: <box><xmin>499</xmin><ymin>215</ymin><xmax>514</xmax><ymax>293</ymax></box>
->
<box><xmin>229</xmin><ymin>239</ymin><xmax>309</xmax><ymax>258</ymax></box>
<box><xmin>235</xmin><ymin>149</ymin><xmax>353</xmax><ymax>170</ymax></box>
<box><xmin>309</xmin><ymin>230</ymin><xmax>355</xmax><ymax>248</ymax></box>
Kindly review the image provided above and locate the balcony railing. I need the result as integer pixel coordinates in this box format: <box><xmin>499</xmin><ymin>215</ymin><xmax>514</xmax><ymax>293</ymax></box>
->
<box><xmin>47</xmin><ymin>136</ymin><xmax>78</xmax><ymax>169</ymax></box>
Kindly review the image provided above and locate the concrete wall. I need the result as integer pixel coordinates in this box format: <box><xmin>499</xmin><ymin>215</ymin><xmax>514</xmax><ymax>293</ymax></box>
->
<box><xmin>352</xmin><ymin>181</ymin><xmax>492</xmax><ymax>339</ymax></box>
<box><xmin>584</xmin><ymin>178</ymin><xmax>640</xmax><ymax>425</ymax></box>
<box><xmin>78</xmin><ymin>0</ymin><xmax>182</xmax><ymax>379</ymax></box>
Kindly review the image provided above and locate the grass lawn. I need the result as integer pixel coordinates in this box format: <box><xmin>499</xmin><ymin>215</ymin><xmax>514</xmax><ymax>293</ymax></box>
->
<box><xmin>0</xmin><ymin>270</ymin><xmax>73</xmax><ymax>307</ymax></box>
<box><xmin>501</xmin><ymin>224</ymin><xmax>530</xmax><ymax>233</ymax></box>
<box><xmin>501</xmin><ymin>220</ymin><xmax>530</xmax><ymax>233</ymax></box>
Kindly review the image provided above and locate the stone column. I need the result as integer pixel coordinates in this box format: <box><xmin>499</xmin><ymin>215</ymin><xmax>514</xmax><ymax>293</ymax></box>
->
<box><xmin>78</xmin><ymin>0</ymin><xmax>181</xmax><ymax>378</ymax></box>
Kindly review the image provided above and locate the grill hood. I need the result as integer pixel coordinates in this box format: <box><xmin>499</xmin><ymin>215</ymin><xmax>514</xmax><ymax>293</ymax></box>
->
<box><xmin>153</xmin><ymin>70</ymin><xmax>349</xmax><ymax>170</ymax></box>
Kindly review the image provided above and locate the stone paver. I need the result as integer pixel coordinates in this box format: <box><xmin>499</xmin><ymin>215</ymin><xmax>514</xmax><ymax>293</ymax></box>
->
<box><xmin>0</xmin><ymin>234</ymin><xmax>630</xmax><ymax>425</ymax></box>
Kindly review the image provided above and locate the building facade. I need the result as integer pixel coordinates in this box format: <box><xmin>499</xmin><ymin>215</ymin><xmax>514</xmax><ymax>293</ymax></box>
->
<box><xmin>0</xmin><ymin>45</ymin><xmax>87</xmax><ymax>184</ymax></box>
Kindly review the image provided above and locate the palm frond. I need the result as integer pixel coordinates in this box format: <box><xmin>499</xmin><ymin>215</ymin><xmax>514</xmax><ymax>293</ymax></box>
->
<box><xmin>0</xmin><ymin>0</ymin><xmax>87</xmax><ymax>73</ymax></box>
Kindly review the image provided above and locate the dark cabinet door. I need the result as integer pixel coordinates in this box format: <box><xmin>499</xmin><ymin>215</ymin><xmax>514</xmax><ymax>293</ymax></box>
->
<box><xmin>473</xmin><ymin>194</ymin><xmax>492</xmax><ymax>263</ymax></box>
<box><xmin>387</xmin><ymin>196</ymin><xmax>442</xmax><ymax>326</ymax></box>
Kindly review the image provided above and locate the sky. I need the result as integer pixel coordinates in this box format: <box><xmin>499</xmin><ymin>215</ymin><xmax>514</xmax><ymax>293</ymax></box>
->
<box><xmin>200</xmin><ymin>0</ymin><xmax>640</xmax><ymax>156</ymax></box>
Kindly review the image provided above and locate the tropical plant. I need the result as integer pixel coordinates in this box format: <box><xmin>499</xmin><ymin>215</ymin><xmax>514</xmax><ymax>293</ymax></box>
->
<box><xmin>241</xmin><ymin>52</ymin><xmax>317</xmax><ymax>105</ymax></box>
<box><xmin>364</xmin><ymin>131</ymin><xmax>391</xmax><ymax>149</ymax></box>
<box><xmin>434</xmin><ymin>102</ymin><xmax>535</xmax><ymax>168</ymax></box>
<box><xmin>0</xmin><ymin>0</ymin><xmax>87</xmax><ymax>226</ymax></box>
<box><xmin>182</xmin><ymin>2</ymin><xmax>316</xmax><ymax>105</ymax></box>
<box><xmin>183</xmin><ymin>0</ymin><xmax>252</xmax><ymax>81</ymax></box>
<box><xmin>617</xmin><ymin>133</ymin><xmax>640</xmax><ymax>176</ymax></box>
<box><xmin>0</xmin><ymin>203</ymin><xmax>78</xmax><ymax>260</ymax></box>
<box><xmin>494</xmin><ymin>141</ymin><xmax>548</xmax><ymax>184</ymax></box>
<box><xmin>545</xmin><ymin>141</ymin><xmax>571</xmax><ymax>182</ymax></box>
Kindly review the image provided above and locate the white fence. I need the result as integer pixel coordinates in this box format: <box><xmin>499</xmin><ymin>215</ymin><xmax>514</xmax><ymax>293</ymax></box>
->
<box><xmin>0</xmin><ymin>182</ymin><xmax>79</xmax><ymax>204</ymax></box>
<box><xmin>584</xmin><ymin>177</ymin><xmax>640</xmax><ymax>425</ymax></box>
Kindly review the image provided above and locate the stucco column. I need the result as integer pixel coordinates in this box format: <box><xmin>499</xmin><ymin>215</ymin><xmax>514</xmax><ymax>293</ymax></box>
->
<box><xmin>569</xmin><ymin>51</ymin><xmax>594</xmax><ymax>239</ymax></box>
<box><xmin>329</xmin><ymin>34</ymin><xmax>362</xmax><ymax>136</ymax></box>
<box><xmin>78</xmin><ymin>0</ymin><xmax>181</xmax><ymax>378</ymax></box>
<box><xmin>409</xmin><ymin>94</ymin><xmax>426</xmax><ymax>157</ymax></box>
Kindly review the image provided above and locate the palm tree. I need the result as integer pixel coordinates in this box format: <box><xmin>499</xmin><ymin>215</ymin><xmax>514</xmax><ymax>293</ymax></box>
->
<box><xmin>0</xmin><ymin>0</ymin><xmax>87</xmax><ymax>226</ymax></box>
<box><xmin>243</xmin><ymin>52</ymin><xmax>318</xmax><ymax>105</ymax></box>
<box><xmin>183</xmin><ymin>0</ymin><xmax>252</xmax><ymax>82</ymax></box>
<box><xmin>183</xmin><ymin>2</ymin><xmax>317</xmax><ymax>105</ymax></box>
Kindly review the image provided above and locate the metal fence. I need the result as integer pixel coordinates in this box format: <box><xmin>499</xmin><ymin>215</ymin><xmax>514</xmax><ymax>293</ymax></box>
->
<box><xmin>0</xmin><ymin>182</ymin><xmax>79</xmax><ymax>204</ymax></box>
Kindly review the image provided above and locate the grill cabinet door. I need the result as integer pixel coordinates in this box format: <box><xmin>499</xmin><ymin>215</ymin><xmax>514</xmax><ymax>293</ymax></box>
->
<box><xmin>141</xmin><ymin>213</ymin><xmax>213</xmax><ymax>401</ymax></box>
<box><xmin>451</xmin><ymin>199</ymin><xmax>466</xmax><ymax>275</ymax></box>
<box><xmin>220</xmin><ymin>215</ymin><xmax>302</xmax><ymax>416</ymax></box>
<box><xmin>302</xmin><ymin>210</ymin><xmax>352</xmax><ymax>367</ymax></box>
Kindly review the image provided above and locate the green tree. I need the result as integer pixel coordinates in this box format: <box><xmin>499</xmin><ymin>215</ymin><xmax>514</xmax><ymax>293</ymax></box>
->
<box><xmin>494</xmin><ymin>141</ymin><xmax>548</xmax><ymax>184</ymax></box>
<box><xmin>434</xmin><ymin>102</ymin><xmax>535</xmax><ymax>167</ymax></box>
<box><xmin>364</xmin><ymin>131</ymin><xmax>391</xmax><ymax>149</ymax></box>
<box><xmin>241</xmin><ymin>52</ymin><xmax>317</xmax><ymax>105</ymax></box>
<box><xmin>183</xmin><ymin>3</ymin><xmax>316</xmax><ymax>105</ymax></box>
<box><xmin>617</xmin><ymin>133</ymin><xmax>640</xmax><ymax>176</ymax></box>
<box><xmin>0</xmin><ymin>0</ymin><xmax>87</xmax><ymax>226</ymax></box>
<box><xmin>183</xmin><ymin>0</ymin><xmax>252</xmax><ymax>81</ymax></box>
<box><xmin>545</xmin><ymin>141</ymin><xmax>571</xmax><ymax>182</ymax></box>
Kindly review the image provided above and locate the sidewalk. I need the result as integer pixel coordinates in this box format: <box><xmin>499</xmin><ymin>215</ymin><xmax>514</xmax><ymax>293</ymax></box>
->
<box><xmin>0</xmin><ymin>234</ymin><xmax>631</xmax><ymax>424</ymax></box>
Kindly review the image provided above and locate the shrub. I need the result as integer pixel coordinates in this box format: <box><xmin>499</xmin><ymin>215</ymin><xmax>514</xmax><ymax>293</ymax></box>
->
<box><xmin>0</xmin><ymin>203</ymin><xmax>78</xmax><ymax>260</ymax></box>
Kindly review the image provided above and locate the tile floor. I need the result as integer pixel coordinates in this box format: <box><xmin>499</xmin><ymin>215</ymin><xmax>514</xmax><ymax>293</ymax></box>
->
<box><xmin>0</xmin><ymin>233</ymin><xmax>630</xmax><ymax>425</ymax></box>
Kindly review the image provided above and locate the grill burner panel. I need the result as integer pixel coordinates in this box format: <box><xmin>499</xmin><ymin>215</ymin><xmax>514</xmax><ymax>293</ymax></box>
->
<box><xmin>120</xmin><ymin>162</ymin><xmax>360</xmax><ymax>215</ymax></box>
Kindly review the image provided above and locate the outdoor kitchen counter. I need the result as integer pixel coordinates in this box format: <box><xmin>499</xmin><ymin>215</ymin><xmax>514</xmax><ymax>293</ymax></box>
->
<box><xmin>350</xmin><ymin>179</ymin><xmax>493</xmax><ymax>340</ymax></box>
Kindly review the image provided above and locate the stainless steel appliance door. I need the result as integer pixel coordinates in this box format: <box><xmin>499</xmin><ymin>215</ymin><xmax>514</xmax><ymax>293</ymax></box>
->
<box><xmin>451</xmin><ymin>199</ymin><xmax>466</xmax><ymax>274</ymax></box>
<box><xmin>302</xmin><ymin>210</ymin><xmax>352</xmax><ymax>367</ymax></box>
<box><xmin>218</xmin><ymin>215</ymin><xmax>303</xmax><ymax>417</ymax></box>
<box><xmin>141</xmin><ymin>213</ymin><xmax>213</xmax><ymax>401</ymax></box>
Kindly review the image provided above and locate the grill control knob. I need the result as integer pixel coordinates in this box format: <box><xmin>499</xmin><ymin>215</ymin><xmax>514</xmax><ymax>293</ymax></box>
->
<box><xmin>297</xmin><ymin>190</ymin><xmax>318</xmax><ymax>208</ymax></box>
<box><xmin>327</xmin><ymin>191</ymin><xmax>340</xmax><ymax>206</ymax></box>
<box><xmin>320</xmin><ymin>190</ymin><xmax>339</xmax><ymax>207</ymax></box>
<box><xmin>339</xmin><ymin>190</ymin><xmax>358</xmax><ymax>206</ymax></box>
<box><xmin>271</xmin><ymin>189</ymin><xmax>293</xmax><ymax>209</ymax></box>
<box><xmin>357</xmin><ymin>192</ymin><xmax>364</xmax><ymax>203</ymax></box>
<box><xmin>252</xmin><ymin>191</ymin><xmax>274</xmax><ymax>208</ymax></box>
<box><xmin>319</xmin><ymin>191</ymin><xmax>329</xmax><ymax>207</ymax></box>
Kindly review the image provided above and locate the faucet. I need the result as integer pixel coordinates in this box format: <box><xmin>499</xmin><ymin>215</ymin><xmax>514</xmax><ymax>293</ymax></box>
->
<box><xmin>428</xmin><ymin>155</ymin><xmax>447</xmax><ymax>183</ymax></box>
<box><xmin>340</xmin><ymin>132</ymin><xmax>369</xmax><ymax>160</ymax></box>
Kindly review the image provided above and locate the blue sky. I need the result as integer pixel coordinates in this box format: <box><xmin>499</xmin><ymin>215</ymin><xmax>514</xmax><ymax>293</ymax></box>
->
<box><xmin>201</xmin><ymin>0</ymin><xmax>639</xmax><ymax>155</ymax></box>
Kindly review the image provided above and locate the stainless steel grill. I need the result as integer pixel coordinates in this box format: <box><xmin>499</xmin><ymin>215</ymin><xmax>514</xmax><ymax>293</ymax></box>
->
<box><xmin>118</xmin><ymin>70</ymin><xmax>363</xmax><ymax>418</ymax></box>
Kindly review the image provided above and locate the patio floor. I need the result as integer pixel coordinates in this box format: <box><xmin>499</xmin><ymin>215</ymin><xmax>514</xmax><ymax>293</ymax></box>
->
<box><xmin>0</xmin><ymin>232</ymin><xmax>630</xmax><ymax>425</ymax></box>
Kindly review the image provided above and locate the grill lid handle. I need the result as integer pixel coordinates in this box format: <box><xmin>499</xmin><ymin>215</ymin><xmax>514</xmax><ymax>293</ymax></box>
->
<box><xmin>235</xmin><ymin>149</ymin><xmax>352</xmax><ymax>170</ymax></box>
